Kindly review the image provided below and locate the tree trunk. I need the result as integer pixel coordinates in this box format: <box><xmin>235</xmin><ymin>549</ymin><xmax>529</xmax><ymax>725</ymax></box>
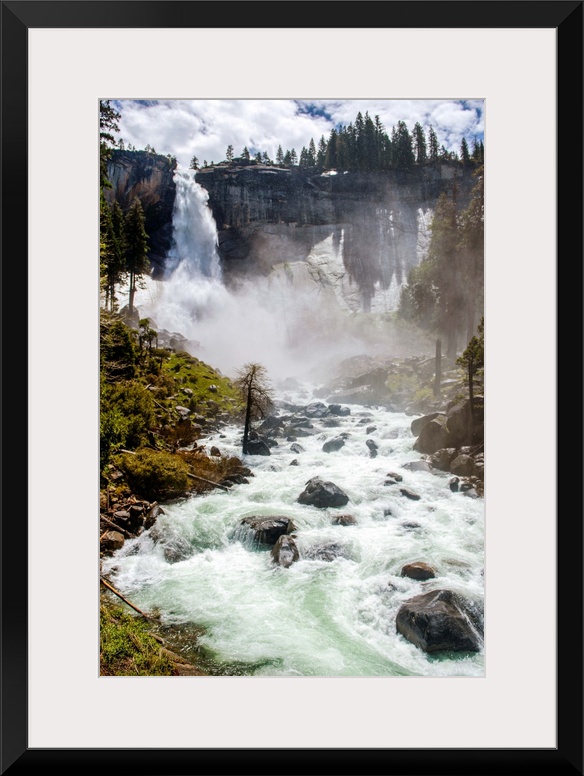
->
<box><xmin>433</xmin><ymin>338</ymin><xmax>442</xmax><ymax>397</ymax></box>
<box><xmin>128</xmin><ymin>271</ymin><xmax>135</xmax><ymax>315</ymax></box>
<box><xmin>242</xmin><ymin>378</ymin><xmax>253</xmax><ymax>455</ymax></box>
<box><xmin>468</xmin><ymin>359</ymin><xmax>475</xmax><ymax>440</ymax></box>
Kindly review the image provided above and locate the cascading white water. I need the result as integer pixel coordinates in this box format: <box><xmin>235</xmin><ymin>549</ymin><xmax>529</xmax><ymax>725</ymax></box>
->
<box><xmin>106</xmin><ymin>171</ymin><xmax>484</xmax><ymax>676</ymax></box>
<box><xmin>132</xmin><ymin>166</ymin><xmax>383</xmax><ymax>380</ymax></box>
<box><xmin>102</xmin><ymin>385</ymin><xmax>485</xmax><ymax>677</ymax></box>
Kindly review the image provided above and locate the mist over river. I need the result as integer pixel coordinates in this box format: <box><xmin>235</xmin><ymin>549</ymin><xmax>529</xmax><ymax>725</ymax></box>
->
<box><xmin>104</xmin><ymin>165</ymin><xmax>484</xmax><ymax>677</ymax></box>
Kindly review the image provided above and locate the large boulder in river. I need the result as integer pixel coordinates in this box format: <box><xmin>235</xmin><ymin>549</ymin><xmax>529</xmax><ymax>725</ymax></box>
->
<box><xmin>297</xmin><ymin>477</ymin><xmax>349</xmax><ymax>508</ymax></box>
<box><xmin>450</xmin><ymin>453</ymin><xmax>475</xmax><ymax>477</ymax></box>
<box><xmin>245</xmin><ymin>439</ymin><xmax>271</xmax><ymax>456</ymax></box>
<box><xmin>322</xmin><ymin>436</ymin><xmax>345</xmax><ymax>453</ymax></box>
<box><xmin>239</xmin><ymin>515</ymin><xmax>296</xmax><ymax>545</ymax></box>
<box><xmin>411</xmin><ymin>412</ymin><xmax>443</xmax><ymax>437</ymax></box>
<box><xmin>396</xmin><ymin>589</ymin><xmax>482</xmax><ymax>653</ymax></box>
<box><xmin>413</xmin><ymin>415</ymin><xmax>451</xmax><ymax>454</ymax></box>
<box><xmin>429</xmin><ymin>448</ymin><xmax>457</xmax><ymax>472</ymax></box>
<box><xmin>445</xmin><ymin>398</ymin><xmax>483</xmax><ymax>447</ymax></box>
<box><xmin>271</xmin><ymin>535</ymin><xmax>300</xmax><ymax>567</ymax></box>
<box><xmin>100</xmin><ymin>530</ymin><xmax>125</xmax><ymax>554</ymax></box>
<box><xmin>303</xmin><ymin>402</ymin><xmax>329</xmax><ymax>418</ymax></box>
<box><xmin>401</xmin><ymin>562</ymin><xmax>436</xmax><ymax>581</ymax></box>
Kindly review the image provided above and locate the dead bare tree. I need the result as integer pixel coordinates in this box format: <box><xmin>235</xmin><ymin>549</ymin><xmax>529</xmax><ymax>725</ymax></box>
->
<box><xmin>233</xmin><ymin>362</ymin><xmax>274</xmax><ymax>455</ymax></box>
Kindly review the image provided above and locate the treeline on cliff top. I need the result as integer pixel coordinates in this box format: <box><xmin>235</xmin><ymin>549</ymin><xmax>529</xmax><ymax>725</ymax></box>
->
<box><xmin>111</xmin><ymin>104</ymin><xmax>484</xmax><ymax>174</ymax></box>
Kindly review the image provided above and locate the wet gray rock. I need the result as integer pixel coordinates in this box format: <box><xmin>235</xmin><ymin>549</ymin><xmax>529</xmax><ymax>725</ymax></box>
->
<box><xmin>410</xmin><ymin>412</ymin><xmax>443</xmax><ymax>437</ymax></box>
<box><xmin>400</xmin><ymin>488</ymin><xmax>421</xmax><ymax>501</ymax></box>
<box><xmin>401</xmin><ymin>562</ymin><xmax>436</xmax><ymax>581</ymax></box>
<box><xmin>402</xmin><ymin>460</ymin><xmax>434</xmax><ymax>474</ymax></box>
<box><xmin>271</xmin><ymin>535</ymin><xmax>300</xmax><ymax>568</ymax></box>
<box><xmin>413</xmin><ymin>416</ymin><xmax>451</xmax><ymax>454</ymax></box>
<box><xmin>396</xmin><ymin>589</ymin><xmax>483</xmax><ymax>653</ymax></box>
<box><xmin>100</xmin><ymin>531</ymin><xmax>125</xmax><ymax>554</ymax></box>
<box><xmin>331</xmin><ymin>513</ymin><xmax>357</xmax><ymax>526</ymax></box>
<box><xmin>328</xmin><ymin>404</ymin><xmax>351</xmax><ymax>416</ymax></box>
<box><xmin>297</xmin><ymin>477</ymin><xmax>349</xmax><ymax>508</ymax></box>
<box><xmin>239</xmin><ymin>515</ymin><xmax>296</xmax><ymax>545</ymax></box>
<box><xmin>245</xmin><ymin>439</ymin><xmax>271</xmax><ymax>456</ymax></box>
<box><xmin>322</xmin><ymin>436</ymin><xmax>345</xmax><ymax>453</ymax></box>
<box><xmin>450</xmin><ymin>454</ymin><xmax>475</xmax><ymax>477</ymax></box>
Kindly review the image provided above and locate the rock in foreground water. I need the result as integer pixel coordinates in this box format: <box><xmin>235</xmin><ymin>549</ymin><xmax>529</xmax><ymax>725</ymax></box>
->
<box><xmin>297</xmin><ymin>477</ymin><xmax>349</xmax><ymax>508</ymax></box>
<box><xmin>396</xmin><ymin>589</ymin><xmax>482</xmax><ymax>653</ymax></box>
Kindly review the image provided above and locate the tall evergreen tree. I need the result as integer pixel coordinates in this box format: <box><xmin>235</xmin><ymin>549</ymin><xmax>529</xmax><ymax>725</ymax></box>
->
<box><xmin>123</xmin><ymin>198</ymin><xmax>150</xmax><ymax>317</ymax></box>
<box><xmin>241</xmin><ymin>146</ymin><xmax>250</xmax><ymax>160</ymax></box>
<box><xmin>324</xmin><ymin>128</ymin><xmax>338</xmax><ymax>169</ymax></box>
<box><xmin>392</xmin><ymin>121</ymin><xmax>415</xmax><ymax>169</ymax></box>
<box><xmin>276</xmin><ymin>144</ymin><xmax>284</xmax><ymax>164</ymax></box>
<box><xmin>460</xmin><ymin>137</ymin><xmax>470</xmax><ymax>166</ymax></box>
<box><xmin>308</xmin><ymin>138</ymin><xmax>317</xmax><ymax>167</ymax></box>
<box><xmin>100</xmin><ymin>99</ymin><xmax>121</xmax><ymax>191</ymax></box>
<box><xmin>413</xmin><ymin>122</ymin><xmax>427</xmax><ymax>165</ymax></box>
<box><xmin>226</xmin><ymin>144</ymin><xmax>234</xmax><ymax>162</ymax></box>
<box><xmin>189</xmin><ymin>155</ymin><xmax>199</xmax><ymax>170</ymax></box>
<box><xmin>428</xmin><ymin>126</ymin><xmax>439</xmax><ymax>162</ymax></box>
<box><xmin>317</xmin><ymin>136</ymin><xmax>327</xmax><ymax>168</ymax></box>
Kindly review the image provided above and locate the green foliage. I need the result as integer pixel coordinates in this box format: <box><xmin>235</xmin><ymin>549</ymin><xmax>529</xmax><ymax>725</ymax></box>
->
<box><xmin>100</xmin><ymin>381</ymin><xmax>156</xmax><ymax>468</ymax></box>
<box><xmin>457</xmin><ymin>316</ymin><xmax>484</xmax><ymax>385</ymax></box>
<box><xmin>116</xmin><ymin>448</ymin><xmax>189</xmax><ymax>501</ymax></box>
<box><xmin>100</xmin><ymin>603</ymin><xmax>174</xmax><ymax>676</ymax></box>
<box><xmin>100</xmin><ymin>100</ymin><xmax>121</xmax><ymax>191</ymax></box>
<box><xmin>398</xmin><ymin>169</ymin><xmax>484</xmax><ymax>359</ymax></box>
<box><xmin>100</xmin><ymin>313</ymin><xmax>138</xmax><ymax>379</ymax></box>
<box><xmin>124</xmin><ymin>197</ymin><xmax>150</xmax><ymax>314</ymax></box>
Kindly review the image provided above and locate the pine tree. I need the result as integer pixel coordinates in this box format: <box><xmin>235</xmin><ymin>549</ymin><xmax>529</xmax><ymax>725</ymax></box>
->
<box><xmin>241</xmin><ymin>146</ymin><xmax>250</xmax><ymax>160</ymax></box>
<box><xmin>460</xmin><ymin>137</ymin><xmax>470</xmax><ymax>166</ymax></box>
<box><xmin>189</xmin><ymin>156</ymin><xmax>199</xmax><ymax>170</ymax></box>
<box><xmin>428</xmin><ymin>126</ymin><xmax>439</xmax><ymax>162</ymax></box>
<box><xmin>226</xmin><ymin>144</ymin><xmax>234</xmax><ymax>162</ymax></box>
<box><xmin>276</xmin><ymin>145</ymin><xmax>284</xmax><ymax>165</ymax></box>
<box><xmin>290</xmin><ymin>148</ymin><xmax>297</xmax><ymax>165</ymax></box>
<box><xmin>100</xmin><ymin>99</ymin><xmax>121</xmax><ymax>191</ymax></box>
<box><xmin>393</xmin><ymin>121</ymin><xmax>415</xmax><ymax>169</ymax></box>
<box><xmin>123</xmin><ymin>198</ymin><xmax>150</xmax><ymax>317</ymax></box>
<box><xmin>308</xmin><ymin>138</ymin><xmax>317</xmax><ymax>167</ymax></box>
<box><xmin>317</xmin><ymin>136</ymin><xmax>327</xmax><ymax>168</ymax></box>
<box><xmin>324</xmin><ymin>129</ymin><xmax>338</xmax><ymax>169</ymax></box>
<box><xmin>413</xmin><ymin>122</ymin><xmax>427</xmax><ymax>165</ymax></box>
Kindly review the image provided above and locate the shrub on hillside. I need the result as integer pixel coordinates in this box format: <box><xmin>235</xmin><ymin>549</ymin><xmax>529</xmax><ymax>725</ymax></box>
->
<box><xmin>117</xmin><ymin>448</ymin><xmax>189</xmax><ymax>501</ymax></box>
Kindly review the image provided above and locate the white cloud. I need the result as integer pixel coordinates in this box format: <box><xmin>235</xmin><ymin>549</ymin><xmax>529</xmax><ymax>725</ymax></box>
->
<box><xmin>112</xmin><ymin>98</ymin><xmax>484</xmax><ymax>167</ymax></box>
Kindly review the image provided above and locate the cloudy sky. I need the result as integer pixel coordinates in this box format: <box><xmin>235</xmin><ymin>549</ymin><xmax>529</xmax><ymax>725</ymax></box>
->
<box><xmin>110</xmin><ymin>99</ymin><xmax>484</xmax><ymax>168</ymax></box>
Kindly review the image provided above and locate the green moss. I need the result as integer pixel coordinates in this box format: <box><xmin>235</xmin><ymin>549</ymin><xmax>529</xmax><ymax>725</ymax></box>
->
<box><xmin>100</xmin><ymin>603</ymin><xmax>174</xmax><ymax>676</ymax></box>
<box><xmin>116</xmin><ymin>448</ymin><xmax>190</xmax><ymax>501</ymax></box>
<box><xmin>160</xmin><ymin>352</ymin><xmax>243</xmax><ymax>413</ymax></box>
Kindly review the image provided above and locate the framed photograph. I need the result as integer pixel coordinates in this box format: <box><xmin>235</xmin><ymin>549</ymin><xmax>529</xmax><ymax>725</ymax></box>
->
<box><xmin>4</xmin><ymin>1</ymin><xmax>582</xmax><ymax>773</ymax></box>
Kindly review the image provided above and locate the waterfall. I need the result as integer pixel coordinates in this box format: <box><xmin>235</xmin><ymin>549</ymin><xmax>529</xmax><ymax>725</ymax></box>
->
<box><xmin>164</xmin><ymin>167</ymin><xmax>222</xmax><ymax>280</ymax></box>
<box><xmin>132</xmin><ymin>166</ymin><xmax>230</xmax><ymax>345</ymax></box>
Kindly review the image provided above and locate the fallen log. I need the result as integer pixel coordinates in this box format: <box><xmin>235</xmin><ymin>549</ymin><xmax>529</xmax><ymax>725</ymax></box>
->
<box><xmin>99</xmin><ymin>514</ymin><xmax>134</xmax><ymax>539</ymax></box>
<box><xmin>100</xmin><ymin>577</ymin><xmax>154</xmax><ymax>620</ymax></box>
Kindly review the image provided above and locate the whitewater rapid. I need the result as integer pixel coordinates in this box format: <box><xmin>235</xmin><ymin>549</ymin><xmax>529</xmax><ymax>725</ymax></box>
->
<box><xmin>102</xmin><ymin>383</ymin><xmax>484</xmax><ymax>677</ymax></box>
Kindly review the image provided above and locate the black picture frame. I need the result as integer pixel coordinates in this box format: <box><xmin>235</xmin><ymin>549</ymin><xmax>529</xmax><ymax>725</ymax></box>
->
<box><xmin>2</xmin><ymin>1</ymin><xmax>582</xmax><ymax>773</ymax></box>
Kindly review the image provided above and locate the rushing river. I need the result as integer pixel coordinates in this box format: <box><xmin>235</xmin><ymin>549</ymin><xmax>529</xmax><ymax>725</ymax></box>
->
<box><xmin>102</xmin><ymin>383</ymin><xmax>484</xmax><ymax>677</ymax></box>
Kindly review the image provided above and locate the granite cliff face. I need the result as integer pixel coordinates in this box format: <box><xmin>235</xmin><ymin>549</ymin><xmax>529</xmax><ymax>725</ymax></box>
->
<box><xmin>105</xmin><ymin>152</ymin><xmax>477</xmax><ymax>311</ymax></box>
<box><xmin>195</xmin><ymin>161</ymin><xmax>476</xmax><ymax>311</ymax></box>
<box><xmin>105</xmin><ymin>150</ymin><xmax>177</xmax><ymax>276</ymax></box>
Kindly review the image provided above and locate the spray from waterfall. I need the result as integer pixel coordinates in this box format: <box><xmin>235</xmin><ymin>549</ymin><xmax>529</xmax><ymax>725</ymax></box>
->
<box><xmin>132</xmin><ymin>165</ymin><xmax>432</xmax><ymax>382</ymax></box>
